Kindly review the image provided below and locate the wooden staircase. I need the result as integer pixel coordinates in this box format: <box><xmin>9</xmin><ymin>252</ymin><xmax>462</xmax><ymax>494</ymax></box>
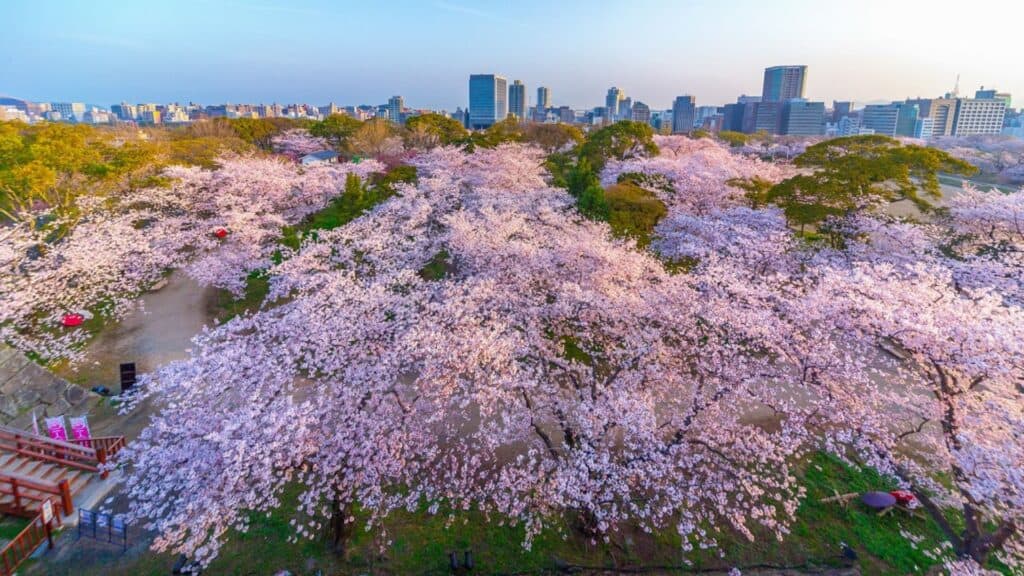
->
<box><xmin>0</xmin><ymin>425</ymin><xmax>125</xmax><ymax>518</ymax></box>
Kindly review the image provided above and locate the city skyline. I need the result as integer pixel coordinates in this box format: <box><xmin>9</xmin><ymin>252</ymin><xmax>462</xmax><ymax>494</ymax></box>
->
<box><xmin>2</xmin><ymin>0</ymin><xmax>1022</xmax><ymax>110</ymax></box>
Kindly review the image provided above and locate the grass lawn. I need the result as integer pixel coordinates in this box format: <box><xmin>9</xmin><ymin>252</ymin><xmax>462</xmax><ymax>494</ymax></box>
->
<box><xmin>62</xmin><ymin>452</ymin><xmax>1010</xmax><ymax>575</ymax></box>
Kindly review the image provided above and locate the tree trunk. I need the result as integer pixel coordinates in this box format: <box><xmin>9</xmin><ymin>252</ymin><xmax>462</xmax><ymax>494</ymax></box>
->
<box><xmin>327</xmin><ymin>496</ymin><xmax>354</xmax><ymax>555</ymax></box>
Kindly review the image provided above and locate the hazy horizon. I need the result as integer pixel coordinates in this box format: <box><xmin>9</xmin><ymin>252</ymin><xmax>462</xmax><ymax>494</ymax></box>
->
<box><xmin>2</xmin><ymin>0</ymin><xmax>1021</xmax><ymax>110</ymax></box>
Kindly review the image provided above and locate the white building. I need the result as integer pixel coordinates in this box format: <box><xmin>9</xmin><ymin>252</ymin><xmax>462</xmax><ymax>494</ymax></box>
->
<box><xmin>953</xmin><ymin>99</ymin><xmax>1007</xmax><ymax>136</ymax></box>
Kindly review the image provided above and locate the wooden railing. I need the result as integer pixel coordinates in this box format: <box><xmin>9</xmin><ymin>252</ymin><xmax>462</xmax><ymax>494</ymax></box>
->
<box><xmin>0</xmin><ymin>425</ymin><xmax>125</xmax><ymax>479</ymax></box>
<box><xmin>0</xmin><ymin>505</ymin><xmax>61</xmax><ymax>576</ymax></box>
<box><xmin>0</xmin><ymin>470</ymin><xmax>72</xmax><ymax>518</ymax></box>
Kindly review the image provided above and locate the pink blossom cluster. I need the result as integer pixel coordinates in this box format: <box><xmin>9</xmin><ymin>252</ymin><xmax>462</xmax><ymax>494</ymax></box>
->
<box><xmin>120</xmin><ymin>141</ymin><xmax>1024</xmax><ymax>569</ymax></box>
<box><xmin>270</xmin><ymin>129</ymin><xmax>331</xmax><ymax>160</ymax></box>
<box><xmin>0</xmin><ymin>154</ymin><xmax>382</xmax><ymax>362</ymax></box>
<box><xmin>933</xmin><ymin>135</ymin><xmax>1024</xmax><ymax>184</ymax></box>
<box><xmin>122</xmin><ymin>143</ymin><xmax>818</xmax><ymax>565</ymax></box>
<box><xmin>601</xmin><ymin>135</ymin><xmax>796</xmax><ymax>214</ymax></box>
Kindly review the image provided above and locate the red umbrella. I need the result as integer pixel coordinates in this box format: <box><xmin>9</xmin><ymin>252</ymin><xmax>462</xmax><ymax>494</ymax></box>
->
<box><xmin>62</xmin><ymin>313</ymin><xmax>85</xmax><ymax>327</ymax></box>
<box><xmin>890</xmin><ymin>490</ymin><xmax>917</xmax><ymax>506</ymax></box>
<box><xmin>214</xmin><ymin>228</ymin><xmax>228</xmax><ymax>239</ymax></box>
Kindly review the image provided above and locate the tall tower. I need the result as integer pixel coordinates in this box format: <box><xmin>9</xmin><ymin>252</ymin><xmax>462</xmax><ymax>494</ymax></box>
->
<box><xmin>606</xmin><ymin>87</ymin><xmax>625</xmax><ymax>120</ymax></box>
<box><xmin>509</xmin><ymin>80</ymin><xmax>527</xmax><ymax>121</ymax></box>
<box><xmin>468</xmin><ymin>74</ymin><xmax>508</xmax><ymax>129</ymax></box>
<box><xmin>761</xmin><ymin>66</ymin><xmax>807</xmax><ymax>102</ymax></box>
<box><xmin>536</xmin><ymin>86</ymin><xmax>551</xmax><ymax>110</ymax></box>
<box><xmin>387</xmin><ymin>95</ymin><xmax>404</xmax><ymax>124</ymax></box>
<box><xmin>672</xmin><ymin>95</ymin><xmax>696</xmax><ymax>133</ymax></box>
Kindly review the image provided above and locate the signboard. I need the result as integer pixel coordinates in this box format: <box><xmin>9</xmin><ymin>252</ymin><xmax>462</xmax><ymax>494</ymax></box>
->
<box><xmin>41</xmin><ymin>500</ymin><xmax>53</xmax><ymax>524</ymax></box>
<box><xmin>45</xmin><ymin>416</ymin><xmax>68</xmax><ymax>441</ymax></box>
<box><xmin>70</xmin><ymin>416</ymin><xmax>91</xmax><ymax>447</ymax></box>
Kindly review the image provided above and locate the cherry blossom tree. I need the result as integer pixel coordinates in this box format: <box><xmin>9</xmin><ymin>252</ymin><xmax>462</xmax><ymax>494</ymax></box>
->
<box><xmin>116</xmin><ymin>139</ymin><xmax>1023</xmax><ymax>572</ymax></box>
<box><xmin>271</xmin><ymin>129</ymin><xmax>331</xmax><ymax>160</ymax></box>
<box><xmin>1</xmin><ymin>154</ymin><xmax>382</xmax><ymax>362</ymax></box>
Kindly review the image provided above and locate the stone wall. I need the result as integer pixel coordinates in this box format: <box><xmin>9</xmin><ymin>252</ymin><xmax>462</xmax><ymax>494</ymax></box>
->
<box><xmin>0</xmin><ymin>345</ymin><xmax>95</xmax><ymax>428</ymax></box>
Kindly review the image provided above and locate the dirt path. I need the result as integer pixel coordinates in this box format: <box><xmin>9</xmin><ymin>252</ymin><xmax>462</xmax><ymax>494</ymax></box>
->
<box><xmin>52</xmin><ymin>270</ymin><xmax>220</xmax><ymax>440</ymax></box>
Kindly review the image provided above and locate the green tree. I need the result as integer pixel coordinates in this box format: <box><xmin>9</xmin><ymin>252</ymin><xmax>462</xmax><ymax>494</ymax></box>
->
<box><xmin>404</xmin><ymin>113</ymin><xmax>468</xmax><ymax>148</ymax></box>
<box><xmin>604</xmin><ymin>182</ymin><xmax>668</xmax><ymax>247</ymax></box>
<box><xmin>577</xmin><ymin>120</ymin><xmax>659</xmax><ymax>172</ymax></box>
<box><xmin>470</xmin><ymin>117</ymin><xmax>525</xmax><ymax>148</ymax></box>
<box><xmin>310</xmin><ymin>114</ymin><xmax>363</xmax><ymax>148</ymax></box>
<box><xmin>717</xmin><ymin>130</ymin><xmax>751</xmax><ymax>147</ymax></box>
<box><xmin>522</xmin><ymin>123</ymin><xmax>584</xmax><ymax>153</ymax></box>
<box><xmin>227</xmin><ymin>118</ymin><xmax>278</xmax><ymax>149</ymax></box>
<box><xmin>727</xmin><ymin>176</ymin><xmax>775</xmax><ymax>208</ymax></box>
<box><xmin>768</xmin><ymin>135</ymin><xmax>977</xmax><ymax>230</ymax></box>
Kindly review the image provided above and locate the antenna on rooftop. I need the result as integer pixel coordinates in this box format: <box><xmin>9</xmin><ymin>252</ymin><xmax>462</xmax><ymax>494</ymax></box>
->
<box><xmin>953</xmin><ymin>73</ymin><xmax>960</xmax><ymax>97</ymax></box>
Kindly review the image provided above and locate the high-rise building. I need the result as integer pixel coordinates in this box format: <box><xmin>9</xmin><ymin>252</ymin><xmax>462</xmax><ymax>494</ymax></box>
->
<box><xmin>50</xmin><ymin>102</ymin><xmax>86</xmax><ymax>122</ymax></box>
<box><xmin>694</xmin><ymin>106</ymin><xmax>720</xmax><ymax>129</ymax></box>
<box><xmin>722</xmin><ymin>96</ymin><xmax>761</xmax><ymax>132</ymax></box>
<box><xmin>631</xmin><ymin>101</ymin><xmax>651</xmax><ymax>124</ymax></box>
<box><xmin>387</xmin><ymin>95</ymin><xmax>404</xmax><ymax>124</ymax></box>
<box><xmin>976</xmin><ymin>87</ymin><xmax>1011</xmax><ymax>108</ymax></box>
<box><xmin>861</xmin><ymin>104</ymin><xmax>901</xmax><ymax>136</ymax></box>
<box><xmin>915</xmin><ymin>117</ymin><xmax>935</xmax><ymax>140</ymax></box>
<box><xmin>832</xmin><ymin>101</ymin><xmax>853</xmax><ymax>122</ymax></box>
<box><xmin>111</xmin><ymin>102</ymin><xmax>137</xmax><ymax>121</ymax></box>
<box><xmin>619</xmin><ymin>97</ymin><xmax>633</xmax><ymax>122</ymax></box>
<box><xmin>780</xmin><ymin>100</ymin><xmax>825</xmax><ymax>136</ymax></box>
<box><xmin>672</xmin><ymin>95</ymin><xmax>696</xmax><ymax>133</ymax></box>
<box><xmin>536</xmin><ymin>86</ymin><xmax>550</xmax><ymax>109</ymax></box>
<box><xmin>925</xmin><ymin>98</ymin><xmax>958</xmax><ymax>138</ymax></box>
<box><xmin>468</xmin><ymin>74</ymin><xmax>508</xmax><ymax>129</ymax></box>
<box><xmin>606</xmin><ymin>87</ymin><xmax>625</xmax><ymax>120</ymax></box>
<box><xmin>762</xmin><ymin>66</ymin><xmax>807</xmax><ymax>102</ymax></box>
<box><xmin>895</xmin><ymin>104</ymin><xmax>920</xmax><ymax>137</ymax></box>
<box><xmin>508</xmin><ymin>80</ymin><xmax>527</xmax><ymax>121</ymax></box>
<box><xmin>753</xmin><ymin>101</ymin><xmax>781</xmax><ymax>134</ymax></box>
<box><xmin>953</xmin><ymin>98</ymin><xmax>1007</xmax><ymax>136</ymax></box>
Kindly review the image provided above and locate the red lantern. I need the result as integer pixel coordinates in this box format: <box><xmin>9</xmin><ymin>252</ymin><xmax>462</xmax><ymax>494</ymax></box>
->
<box><xmin>889</xmin><ymin>490</ymin><xmax>916</xmax><ymax>506</ymax></box>
<box><xmin>214</xmin><ymin>228</ymin><xmax>228</xmax><ymax>239</ymax></box>
<box><xmin>62</xmin><ymin>313</ymin><xmax>85</xmax><ymax>327</ymax></box>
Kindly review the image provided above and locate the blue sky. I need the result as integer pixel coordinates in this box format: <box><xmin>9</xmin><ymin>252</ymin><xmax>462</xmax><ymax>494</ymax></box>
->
<box><xmin>2</xmin><ymin>0</ymin><xmax>1021</xmax><ymax>110</ymax></box>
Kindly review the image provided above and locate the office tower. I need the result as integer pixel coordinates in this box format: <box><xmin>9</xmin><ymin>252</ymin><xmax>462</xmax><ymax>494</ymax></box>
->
<box><xmin>752</xmin><ymin>101</ymin><xmax>781</xmax><ymax>134</ymax></box>
<box><xmin>915</xmin><ymin>117</ymin><xmax>935</xmax><ymax>140</ymax></box>
<box><xmin>537</xmin><ymin>86</ymin><xmax>550</xmax><ymax>110</ymax></box>
<box><xmin>721</xmin><ymin>96</ymin><xmax>759</xmax><ymax>132</ymax></box>
<box><xmin>606</xmin><ymin>87</ymin><xmax>625</xmax><ymax>120</ymax></box>
<box><xmin>861</xmin><ymin>104</ymin><xmax>902</xmax><ymax>136</ymax></box>
<box><xmin>631</xmin><ymin>101</ymin><xmax>651</xmax><ymax>124</ymax></box>
<box><xmin>832</xmin><ymin>101</ymin><xmax>853</xmax><ymax>122</ymax></box>
<box><xmin>836</xmin><ymin>116</ymin><xmax>863</xmax><ymax>136</ymax></box>
<box><xmin>468</xmin><ymin>74</ymin><xmax>508</xmax><ymax>129</ymax></box>
<box><xmin>975</xmin><ymin>87</ymin><xmax>1012</xmax><ymax>107</ymax></box>
<box><xmin>930</xmin><ymin>99</ymin><xmax>958</xmax><ymax>138</ymax></box>
<box><xmin>694</xmin><ymin>106</ymin><xmax>719</xmax><ymax>129</ymax></box>
<box><xmin>111</xmin><ymin>102</ymin><xmax>137</xmax><ymax>121</ymax></box>
<box><xmin>387</xmin><ymin>95</ymin><xmax>404</xmax><ymax>124</ymax></box>
<box><xmin>895</xmin><ymin>104</ymin><xmax>920</xmax><ymax>137</ymax></box>
<box><xmin>780</xmin><ymin>100</ymin><xmax>825</xmax><ymax>136</ymax></box>
<box><xmin>953</xmin><ymin>98</ymin><xmax>1007</xmax><ymax>136</ymax></box>
<box><xmin>619</xmin><ymin>97</ymin><xmax>632</xmax><ymax>122</ymax></box>
<box><xmin>762</xmin><ymin>66</ymin><xmax>807</xmax><ymax>102</ymax></box>
<box><xmin>50</xmin><ymin>102</ymin><xmax>86</xmax><ymax>122</ymax></box>
<box><xmin>672</xmin><ymin>96</ymin><xmax>696</xmax><ymax>133</ymax></box>
<box><xmin>508</xmin><ymin>80</ymin><xmax>527</xmax><ymax>121</ymax></box>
